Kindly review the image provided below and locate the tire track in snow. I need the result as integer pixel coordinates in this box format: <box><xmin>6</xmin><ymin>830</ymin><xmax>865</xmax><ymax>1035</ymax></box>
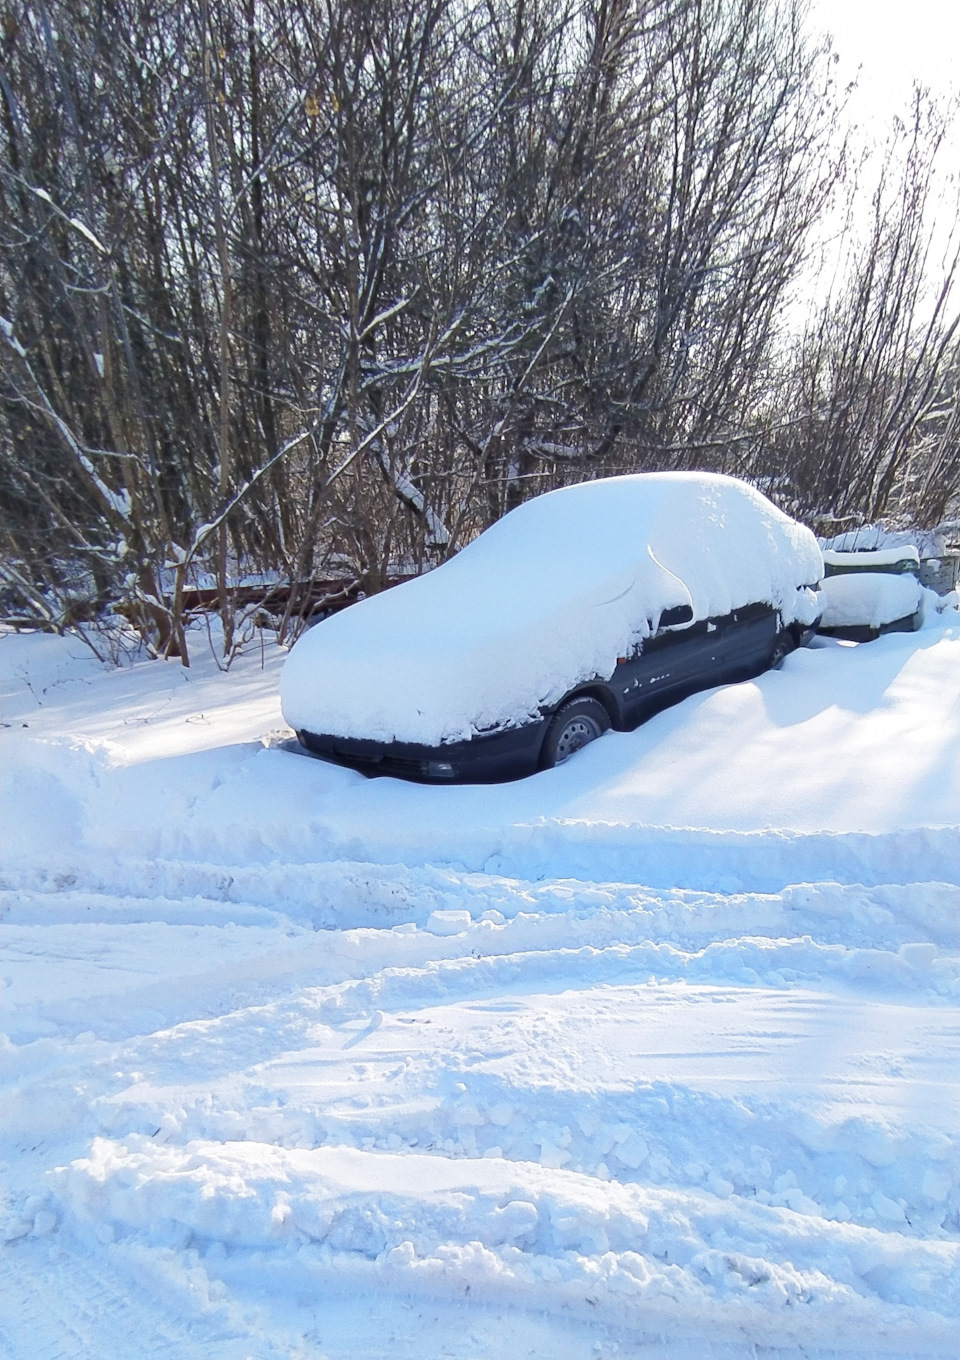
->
<box><xmin>5</xmin><ymin>859</ymin><xmax>958</xmax><ymax>1350</ymax></box>
<box><xmin>3</xmin><ymin>898</ymin><xmax>956</xmax><ymax>1047</ymax></box>
<box><xmin>7</xmin><ymin>855</ymin><xmax>960</xmax><ymax>939</ymax></box>
<box><xmin>0</xmin><ymin>1229</ymin><xmax>305</xmax><ymax>1360</ymax></box>
<box><xmin>7</xmin><ymin>947</ymin><xmax>956</xmax><ymax>1244</ymax></box>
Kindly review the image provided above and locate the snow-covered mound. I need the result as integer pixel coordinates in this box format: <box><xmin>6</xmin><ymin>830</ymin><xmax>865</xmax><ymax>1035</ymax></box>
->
<box><xmin>819</xmin><ymin>572</ymin><xmax>923</xmax><ymax>630</ymax></box>
<box><xmin>281</xmin><ymin>473</ymin><xmax>822</xmax><ymax>745</ymax></box>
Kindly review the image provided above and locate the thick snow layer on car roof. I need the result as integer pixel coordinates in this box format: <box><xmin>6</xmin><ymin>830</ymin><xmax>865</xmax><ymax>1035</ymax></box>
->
<box><xmin>822</xmin><ymin>545</ymin><xmax>920</xmax><ymax>569</ymax></box>
<box><xmin>819</xmin><ymin>571</ymin><xmax>923</xmax><ymax>629</ymax></box>
<box><xmin>281</xmin><ymin>472</ymin><xmax>823</xmax><ymax>745</ymax></box>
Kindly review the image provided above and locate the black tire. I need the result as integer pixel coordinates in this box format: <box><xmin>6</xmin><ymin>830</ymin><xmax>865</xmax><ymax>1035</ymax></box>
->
<box><xmin>540</xmin><ymin>696</ymin><xmax>611</xmax><ymax>769</ymax></box>
<box><xmin>769</xmin><ymin>631</ymin><xmax>795</xmax><ymax>670</ymax></box>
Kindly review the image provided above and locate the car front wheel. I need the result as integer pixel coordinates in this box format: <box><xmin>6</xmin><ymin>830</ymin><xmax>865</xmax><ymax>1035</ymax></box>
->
<box><xmin>769</xmin><ymin>631</ymin><xmax>795</xmax><ymax>670</ymax></box>
<box><xmin>540</xmin><ymin>696</ymin><xmax>611</xmax><ymax>769</ymax></box>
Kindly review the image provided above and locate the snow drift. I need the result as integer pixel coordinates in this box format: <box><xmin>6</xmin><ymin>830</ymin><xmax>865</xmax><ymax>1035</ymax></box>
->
<box><xmin>281</xmin><ymin>472</ymin><xmax>822</xmax><ymax>745</ymax></box>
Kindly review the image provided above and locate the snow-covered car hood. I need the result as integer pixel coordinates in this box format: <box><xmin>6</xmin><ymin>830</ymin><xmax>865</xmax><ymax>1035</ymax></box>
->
<box><xmin>280</xmin><ymin>472</ymin><xmax>823</xmax><ymax>745</ymax></box>
<box><xmin>819</xmin><ymin>571</ymin><xmax>923</xmax><ymax>629</ymax></box>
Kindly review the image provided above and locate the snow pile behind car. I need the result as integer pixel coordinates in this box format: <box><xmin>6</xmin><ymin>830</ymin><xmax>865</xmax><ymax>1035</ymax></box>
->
<box><xmin>281</xmin><ymin>472</ymin><xmax>822</xmax><ymax>745</ymax></box>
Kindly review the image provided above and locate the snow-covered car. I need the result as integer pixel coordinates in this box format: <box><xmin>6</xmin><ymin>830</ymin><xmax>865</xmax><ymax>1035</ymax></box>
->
<box><xmin>281</xmin><ymin>472</ymin><xmax>823</xmax><ymax>781</ymax></box>
<box><xmin>818</xmin><ymin>544</ymin><xmax>925</xmax><ymax>640</ymax></box>
<box><xmin>817</xmin><ymin>571</ymin><xmax>924</xmax><ymax>642</ymax></box>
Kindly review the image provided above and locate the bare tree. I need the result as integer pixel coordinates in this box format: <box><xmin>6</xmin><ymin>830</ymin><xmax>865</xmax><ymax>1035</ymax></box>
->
<box><xmin>765</xmin><ymin>89</ymin><xmax>960</xmax><ymax>528</ymax></box>
<box><xmin>8</xmin><ymin>0</ymin><xmax>946</xmax><ymax>655</ymax></box>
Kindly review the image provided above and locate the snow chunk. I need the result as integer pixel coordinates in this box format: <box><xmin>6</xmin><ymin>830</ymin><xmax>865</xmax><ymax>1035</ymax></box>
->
<box><xmin>870</xmin><ymin>1190</ymin><xmax>906</xmax><ymax>1223</ymax></box>
<box><xmin>426</xmin><ymin>909</ymin><xmax>473</xmax><ymax>935</ymax></box>
<box><xmin>819</xmin><ymin>573</ymin><xmax>922</xmax><ymax>630</ymax></box>
<box><xmin>281</xmin><ymin>473</ymin><xmax>822</xmax><ymax>745</ymax></box>
<box><xmin>611</xmin><ymin>1131</ymin><xmax>650</xmax><ymax>1170</ymax></box>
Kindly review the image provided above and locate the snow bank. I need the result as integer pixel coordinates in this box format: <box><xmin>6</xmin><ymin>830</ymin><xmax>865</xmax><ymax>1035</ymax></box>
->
<box><xmin>56</xmin><ymin>1138</ymin><xmax>960</xmax><ymax>1350</ymax></box>
<box><xmin>819</xmin><ymin>573</ymin><xmax>922</xmax><ymax>630</ymax></box>
<box><xmin>281</xmin><ymin>473</ymin><xmax>822</xmax><ymax>745</ymax></box>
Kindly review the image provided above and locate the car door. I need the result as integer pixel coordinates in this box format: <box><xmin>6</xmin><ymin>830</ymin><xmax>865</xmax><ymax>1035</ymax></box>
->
<box><xmin>615</xmin><ymin>619</ymin><xmax>724</xmax><ymax>726</ymax></box>
<box><xmin>715</xmin><ymin>603</ymin><xmax>779</xmax><ymax>682</ymax></box>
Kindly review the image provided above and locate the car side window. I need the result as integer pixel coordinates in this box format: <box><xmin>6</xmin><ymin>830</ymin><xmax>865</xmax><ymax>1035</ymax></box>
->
<box><xmin>625</xmin><ymin>618</ymin><xmax>707</xmax><ymax>660</ymax></box>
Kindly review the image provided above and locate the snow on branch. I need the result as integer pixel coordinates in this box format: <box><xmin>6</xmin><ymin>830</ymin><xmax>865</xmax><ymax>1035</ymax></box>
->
<box><xmin>1</xmin><ymin>316</ymin><xmax>132</xmax><ymax>522</ymax></box>
<box><xmin>24</xmin><ymin>183</ymin><xmax>108</xmax><ymax>255</ymax></box>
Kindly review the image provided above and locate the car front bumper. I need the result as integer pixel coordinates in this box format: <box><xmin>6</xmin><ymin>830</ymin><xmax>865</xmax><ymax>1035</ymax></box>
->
<box><xmin>296</xmin><ymin>717</ymin><xmax>548</xmax><ymax>783</ymax></box>
<box><xmin>798</xmin><ymin>621</ymin><xmax>820</xmax><ymax>647</ymax></box>
<box><xmin>815</xmin><ymin>608</ymin><xmax>922</xmax><ymax>643</ymax></box>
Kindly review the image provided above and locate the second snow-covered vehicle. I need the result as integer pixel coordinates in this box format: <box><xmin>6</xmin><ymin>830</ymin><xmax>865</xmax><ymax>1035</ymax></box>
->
<box><xmin>281</xmin><ymin>472</ymin><xmax>823</xmax><ymax>781</ymax></box>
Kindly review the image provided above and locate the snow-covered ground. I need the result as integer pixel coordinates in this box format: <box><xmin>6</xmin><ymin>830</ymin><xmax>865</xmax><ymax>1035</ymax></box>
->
<box><xmin>2</xmin><ymin>614</ymin><xmax>958</xmax><ymax>1359</ymax></box>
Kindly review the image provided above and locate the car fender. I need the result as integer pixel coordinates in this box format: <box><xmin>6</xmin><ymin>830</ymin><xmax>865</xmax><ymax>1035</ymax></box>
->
<box><xmin>543</xmin><ymin>682</ymin><xmax>622</xmax><ymax>731</ymax></box>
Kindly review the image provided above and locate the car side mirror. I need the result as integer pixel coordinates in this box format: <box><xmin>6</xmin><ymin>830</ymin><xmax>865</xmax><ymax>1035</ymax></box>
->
<box><xmin>659</xmin><ymin>604</ymin><xmax>694</xmax><ymax>629</ymax></box>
